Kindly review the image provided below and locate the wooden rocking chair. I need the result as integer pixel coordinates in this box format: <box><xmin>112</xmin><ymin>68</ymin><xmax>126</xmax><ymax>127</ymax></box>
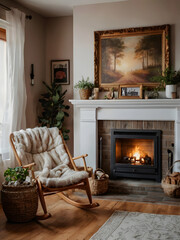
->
<box><xmin>10</xmin><ymin>127</ymin><xmax>99</xmax><ymax>220</ymax></box>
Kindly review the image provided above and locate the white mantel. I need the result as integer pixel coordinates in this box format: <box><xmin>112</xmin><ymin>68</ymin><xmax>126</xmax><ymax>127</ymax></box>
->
<box><xmin>70</xmin><ymin>99</ymin><xmax>180</xmax><ymax>171</ymax></box>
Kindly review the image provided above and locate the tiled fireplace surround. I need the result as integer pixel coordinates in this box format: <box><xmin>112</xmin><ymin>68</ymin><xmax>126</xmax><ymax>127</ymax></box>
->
<box><xmin>70</xmin><ymin>99</ymin><xmax>180</xmax><ymax>180</ymax></box>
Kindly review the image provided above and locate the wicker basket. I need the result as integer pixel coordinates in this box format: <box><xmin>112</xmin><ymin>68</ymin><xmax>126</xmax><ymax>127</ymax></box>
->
<box><xmin>89</xmin><ymin>169</ymin><xmax>109</xmax><ymax>195</ymax></box>
<box><xmin>1</xmin><ymin>184</ymin><xmax>38</xmax><ymax>222</ymax></box>
<box><xmin>161</xmin><ymin>160</ymin><xmax>180</xmax><ymax>198</ymax></box>
<box><xmin>79</xmin><ymin>89</ymin><xmax>92</xmax><ymax>100</ymax></box>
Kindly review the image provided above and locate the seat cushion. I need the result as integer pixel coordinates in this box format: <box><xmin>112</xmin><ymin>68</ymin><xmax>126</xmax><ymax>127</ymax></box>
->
<box><xmin>37</xmin><ymin>168</ymin><xmax>89</xmax><ymax>188</ymax></box>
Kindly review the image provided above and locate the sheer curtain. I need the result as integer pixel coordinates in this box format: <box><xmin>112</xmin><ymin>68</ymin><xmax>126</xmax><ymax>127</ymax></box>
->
<box><xmin>0</xmin><ymin>8</ymin><xmax>27</xmax><ymax>191</ymax></box>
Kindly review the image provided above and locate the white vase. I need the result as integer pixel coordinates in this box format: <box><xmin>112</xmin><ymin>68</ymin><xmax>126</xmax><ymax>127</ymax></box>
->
<box><xmin>165</xmin><ymin>84</ymin><xmax>177</xmax><ymax>99</ymax></box>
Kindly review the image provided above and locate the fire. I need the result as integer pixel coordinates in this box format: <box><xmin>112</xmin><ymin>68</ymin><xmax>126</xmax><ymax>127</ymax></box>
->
<box><xmin>133</xmin><ymin>146</ymin><xmax>140</xmax><ymax>160</ymax></box>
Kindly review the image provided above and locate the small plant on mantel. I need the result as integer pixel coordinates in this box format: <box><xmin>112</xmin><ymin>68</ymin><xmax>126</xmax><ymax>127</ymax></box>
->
<box><xmin>151</xmin><ymin>68</ymin><xmax>180</xmax><ymax>86</ymax></box>
<box><xmin>151</xmin><ymin>68</ymin><xmax>180</xmax><ymax>98</ymax></box>
<box><xmin>74</xmin><ymin>76</ymin><xmax>94</xmax><ymax>99</ymax></box>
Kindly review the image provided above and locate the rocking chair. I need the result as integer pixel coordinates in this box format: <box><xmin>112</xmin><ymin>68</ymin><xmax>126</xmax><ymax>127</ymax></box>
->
<box><xmin>10</xmin><ymin>127</ymin><xmax>99</xmax><ymax>220</ymax></box>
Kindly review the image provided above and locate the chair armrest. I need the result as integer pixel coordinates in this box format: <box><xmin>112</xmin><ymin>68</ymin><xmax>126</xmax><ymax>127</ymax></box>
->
<box><xmin>72</xmin><ymin>154</ymin><xmax>88</xmax><ymax>171</ymax></box>
<box><xmin>22</xmin><ymin>163</ymin><xmax>36</xmax><ymax>179</ymax></box>
<box><xmin>22</xmin><ymin>162</ymin><xmax>36</xmax><ymax>169</ymax></box>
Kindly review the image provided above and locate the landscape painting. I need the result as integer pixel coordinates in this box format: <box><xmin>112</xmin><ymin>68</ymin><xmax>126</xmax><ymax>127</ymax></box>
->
<box><xmin>94</xmin><ymin>25</ymin><xmax>170</xmax><ymax>89</ymax></box>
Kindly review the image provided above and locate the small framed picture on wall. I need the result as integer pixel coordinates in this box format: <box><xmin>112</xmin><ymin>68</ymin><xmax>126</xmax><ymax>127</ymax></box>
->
<box><xmin>51</xmin><ymin>60</ymin><xmax>70</xmax><ymax>84</ymax></box>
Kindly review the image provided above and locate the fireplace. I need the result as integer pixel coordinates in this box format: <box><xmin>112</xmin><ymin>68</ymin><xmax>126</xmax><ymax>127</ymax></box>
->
<box><xmin>70</xmin><ymin>99</ymin><xmax>179</xmax><ymax>177</ymax></box>
<box><xmin>111</xmin><ymin>129</ymin><xmax>162</xmax><ymax>182</ymax></box>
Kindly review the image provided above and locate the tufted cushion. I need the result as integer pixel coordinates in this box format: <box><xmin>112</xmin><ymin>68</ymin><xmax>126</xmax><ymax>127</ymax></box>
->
<box><xmin>13</xmin><ymin>127</ymin><xmax>88</xmax><ymax>187</ymax></box>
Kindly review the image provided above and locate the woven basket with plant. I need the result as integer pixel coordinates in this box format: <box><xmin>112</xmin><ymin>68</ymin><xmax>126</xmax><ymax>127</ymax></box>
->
<box><xmin>74</xmin><ymin>76</ymin><xmax>94</xmax><ymax>100</ymax></box>
<box><xmin>1</xmin><ymin>167</ymin><xmax>38</xmax><ymax>222</ymax></box>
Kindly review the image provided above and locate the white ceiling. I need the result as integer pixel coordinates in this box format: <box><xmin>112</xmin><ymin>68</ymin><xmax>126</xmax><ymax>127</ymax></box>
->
<box><xmin>14</xmin><ymin>0</ymin><xmax>127</xmax><ymax>17</ymax></box>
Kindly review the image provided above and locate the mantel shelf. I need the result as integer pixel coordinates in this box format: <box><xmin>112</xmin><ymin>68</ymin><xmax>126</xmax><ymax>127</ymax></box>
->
<box><xmin>69</xmin><ymin>99</ymin><xmax>180</xmax><ymax>109</ymax></box>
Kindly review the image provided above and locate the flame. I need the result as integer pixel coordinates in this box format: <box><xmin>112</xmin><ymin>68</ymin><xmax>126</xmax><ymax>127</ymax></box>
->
<box><xmin>133</xmin><ymin>146</ymin><xmax>140</xmax><ymax>160</ymax></box>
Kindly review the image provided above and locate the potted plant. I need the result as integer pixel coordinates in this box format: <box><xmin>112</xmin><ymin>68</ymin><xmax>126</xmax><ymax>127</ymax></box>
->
<box><xmin>38</xmin><ymin>81</ymin><xmax>70</xmax><ymax>140</ymax></box>
<box><xmin>151</xmin><ymin>68</ymin><xmax>180</xmax><ymax>98</ymax></box>
<box><xmin>74</xmin><ymin>76</ymin><xmax>94</xmax><ymax>99</ymax></box>
<box><xmin>1</xmin><ymin>167</ymin><xmax>38</xmax><ymax>222</ymax></box>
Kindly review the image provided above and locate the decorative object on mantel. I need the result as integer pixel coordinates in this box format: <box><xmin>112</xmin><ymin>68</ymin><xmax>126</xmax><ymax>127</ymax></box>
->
<box><xmin>74</xmin><ymin>76</ymin><xmax>94</xmax><ymax>99</ymax></box>
<box><xmin>1</xmin><ymin>167</ymin><xmax>38</xmax><ymax>222</ymax></box>
<box><xmin>151</xmin><ymin>68</ymin><xmax>180</xmax><ymax>99</ymax></box>
<box><xmin>94</xmin><ymin>25</ymin><xmax>170</xmax><ymax>91</ymax></box>
<box><xmin>161</xmin><ymin>160</ymin><xmax>180</xmax><ymax>197</ymax></box>
<box><xmin>143</xmin><ymin>86</ymin><xmax>160</xmax><ymax>99</ymax></box>
<box><xmin>119</xmin><ymin>85</ymin><xmax>143</xmax><ymax>99</ymax></box>
<box><xmin>104</xmin><ymin>87</ymin><xmax>115</xmax><ymax>99</ymax></box>
<box><xmin>93</xmin><ymin>87</ymin><xmax>99</xmax><ymax>99</ymax></box>
<box><xmin>89</xmin><ymin>168</ymin><xmax>109</xmax><ymax>195</ymax></box>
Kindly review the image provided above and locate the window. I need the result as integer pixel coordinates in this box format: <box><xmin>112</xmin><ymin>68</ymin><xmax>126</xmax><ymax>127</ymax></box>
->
<box><xmin>0</xmin><ymin>27</ymin><xmax>6</xmax><ymax>153</ymax></box>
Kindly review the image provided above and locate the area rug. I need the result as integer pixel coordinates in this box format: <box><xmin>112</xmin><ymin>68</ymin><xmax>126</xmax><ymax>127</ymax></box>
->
<box><xmin>90</xmin><ymin>211</ymin><xmax>180</xmax><ymax>240</ymax></box>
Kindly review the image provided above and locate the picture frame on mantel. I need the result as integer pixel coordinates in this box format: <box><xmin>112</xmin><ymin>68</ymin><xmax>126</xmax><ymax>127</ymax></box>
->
<box><xmin>51</xmin><ymin>59</ymin><xmax>70</xmax><ymax>84</ymax></box>
<box><xmin>94</xmin><ymin>25</ymin><xmax>170</xmax><ymax>91</ymax></box>
<box><xmin>119</xmin><ymin>84</ymin><xmax>143</xmax><ymax>99</ymax></box>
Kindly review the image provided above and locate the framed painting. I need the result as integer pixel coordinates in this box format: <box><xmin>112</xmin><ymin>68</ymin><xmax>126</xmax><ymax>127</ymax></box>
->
<box><xmin>119</xmin><ymin>84</ymin><xmax>143</xmax><ymax>99</ymax></box>
<box><xmin>51</xmin><ymin>60</ymin><xmax>70</xmax><ymax>84</ymax></box>
<box><xmin>94</xmin><ymin>25</ymin><xmax>170</xmax><ymax>90</ymax></box>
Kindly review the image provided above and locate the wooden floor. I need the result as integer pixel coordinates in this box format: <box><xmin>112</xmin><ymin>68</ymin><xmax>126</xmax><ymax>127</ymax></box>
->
<box><xmin>1</xmin><ymin>193</ymin><xmax>180</xmax><ymax>240</ymax></box>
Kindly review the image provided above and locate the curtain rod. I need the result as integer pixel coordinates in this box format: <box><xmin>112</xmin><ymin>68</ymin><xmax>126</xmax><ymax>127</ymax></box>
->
<box><xmin>0</xmin><ymin>3</ymin><xmax>11</xmax><ymax>11</ymax></box>
<box><xmin>0</xmin><ymin>3</ymin><xmax>32</xmax><ymax>19</ymax></box>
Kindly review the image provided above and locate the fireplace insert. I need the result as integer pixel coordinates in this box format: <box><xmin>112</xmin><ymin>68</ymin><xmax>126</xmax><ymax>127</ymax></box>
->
<box><xmin>111</xmin><ymin>129</ymin><xmax>162</xmax><ymax>182</ymax></box>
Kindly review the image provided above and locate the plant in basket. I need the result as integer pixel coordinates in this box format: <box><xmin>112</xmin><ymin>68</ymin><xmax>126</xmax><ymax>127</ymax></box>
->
<box><xmin>4</xmin><ymin>167</ymin><xmax>30</xmax><ymax>185</ymax></box>
<box><xmin>1</xmin><ymin>167</ymin><xmax>38</xmax><ymax>222</ymax></box>
<box><xmin>74</xmin><ymin>76</ymin><xmax>94</xmax><ymax>99</ymax></box>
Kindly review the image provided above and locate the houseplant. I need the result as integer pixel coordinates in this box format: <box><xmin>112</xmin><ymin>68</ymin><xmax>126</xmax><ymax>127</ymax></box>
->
<box><xmin>1</xmin><ymin>167</ymin><xmax>38</xmax><ymax>222</ymax></box>
<box><xmin>74</xmin><ymin>76</ymin><xmax>94</xmax><ymax>99</ymax></box>
<box><xmin>151</xmin><ymin>68</ymin><xmax>180</xmax><ymax>98</ymax></box>
<box><xmin>38</xmin><ymin>81</ymin><xmax>70</xmax><ymax>140</ymax></box>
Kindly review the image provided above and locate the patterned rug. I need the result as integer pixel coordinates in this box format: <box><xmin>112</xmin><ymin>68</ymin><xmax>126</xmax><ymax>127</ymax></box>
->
<box><xmin>90</xmin><ymin>211</ymin><xmax>180</xmax><ymax>240</ymax></box>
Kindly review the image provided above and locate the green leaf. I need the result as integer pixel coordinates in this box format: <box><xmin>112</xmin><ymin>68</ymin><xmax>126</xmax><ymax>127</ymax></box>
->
<box><xmin>56</xmin><ymin>121</ymin><xmax>62</xmax><ymax>129</ymax></box>
<box><xmin>52</xmin><ymin>93</ymin><xmax>59</xmax><ymax>103</ymax></box>
<box><xmin>56</xmin><ymin>111</ymin><xmax>64</xmax><ymax>121</ymax></box>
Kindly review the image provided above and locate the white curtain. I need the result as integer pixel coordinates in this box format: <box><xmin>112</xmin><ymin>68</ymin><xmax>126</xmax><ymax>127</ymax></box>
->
<box><xmin>0</xmin><ymin>9</ymin><xmax>27</xmax><ymax>190</ymax></box>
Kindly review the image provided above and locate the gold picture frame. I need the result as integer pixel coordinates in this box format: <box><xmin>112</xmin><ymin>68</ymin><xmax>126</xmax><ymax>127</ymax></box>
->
<box><xmin>94</xmin><ymin>25</ymin><xmax>170</xmax><ymax>91</ymax></box>
<box><xmin>119</xmin><ymin>85</ymin><xmax>143</xmax><ymax>99</ymax></box>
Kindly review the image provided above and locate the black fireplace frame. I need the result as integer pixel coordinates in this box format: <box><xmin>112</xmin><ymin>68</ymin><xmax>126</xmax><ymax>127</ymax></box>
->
<box><xmin>111</xmin><ymin>129</ymin><xmax>162</xmax><ymax>182</ymax></box>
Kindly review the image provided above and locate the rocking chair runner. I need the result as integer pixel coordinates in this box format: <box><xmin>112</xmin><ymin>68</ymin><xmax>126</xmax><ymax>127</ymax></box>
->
<box><xmin>10</xmin><ymin>127</ymin><xmax>99</xmax><ymax>220</ymax></box>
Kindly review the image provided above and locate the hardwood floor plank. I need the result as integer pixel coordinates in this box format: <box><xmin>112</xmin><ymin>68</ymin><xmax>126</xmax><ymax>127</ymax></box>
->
<box><xmin>1</xmin><ymin>194</ymin><xmax>180</xmax><ymax>240</ymax></box>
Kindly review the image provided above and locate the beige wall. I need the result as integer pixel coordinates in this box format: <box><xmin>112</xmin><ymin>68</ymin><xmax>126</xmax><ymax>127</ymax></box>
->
<box><xmin>25</xmin><ymin>15</ymin><xmax>46</xmax><ymax>128</ymax></box>
<box><xmin>45</xmin><ymin>16</ymin><xmax>73</xmax><ymax>153</ymax></box>
<box><xmin>73</xmin><ymin>0</ymin><xmax>180</xmax><ymax>155</ymax></box>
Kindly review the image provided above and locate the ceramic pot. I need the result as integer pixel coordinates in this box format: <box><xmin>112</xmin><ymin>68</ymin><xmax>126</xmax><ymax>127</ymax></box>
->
<box><xmin>165</xmin><ymin>84</ymin><xmax>177</xmax><ymax>99</ymax></box>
